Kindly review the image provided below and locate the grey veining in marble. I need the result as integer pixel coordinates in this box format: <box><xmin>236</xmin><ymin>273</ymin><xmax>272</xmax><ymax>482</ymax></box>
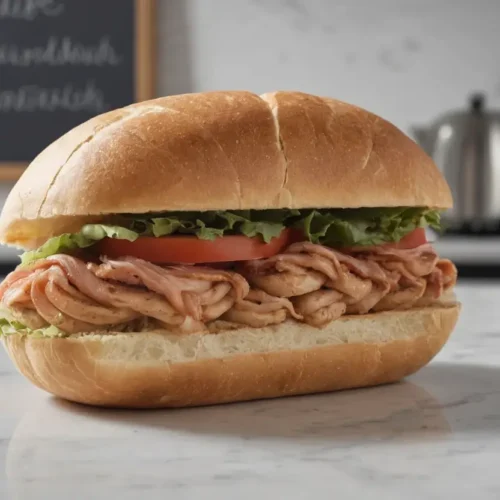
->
<box><xmin>1</xmin><ymin>281</ymin><xmax>500</xmax><ymax>499</ymax></box>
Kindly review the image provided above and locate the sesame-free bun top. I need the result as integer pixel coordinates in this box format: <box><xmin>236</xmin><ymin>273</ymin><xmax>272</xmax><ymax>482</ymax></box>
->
<box><xmin>0</xmin><ymin>91</ymin><xmax>452</xmax><ymax>249</ymax></box>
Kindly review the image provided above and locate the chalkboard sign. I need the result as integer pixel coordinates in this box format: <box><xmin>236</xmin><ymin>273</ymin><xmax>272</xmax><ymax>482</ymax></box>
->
<box><xmin>0</xmin><ymin>0</ymin><xmax>156</xmax><ymax>179</ymax></box>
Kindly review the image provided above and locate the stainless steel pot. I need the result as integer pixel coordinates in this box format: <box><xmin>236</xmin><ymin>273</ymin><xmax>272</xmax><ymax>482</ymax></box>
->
<box><xmin>412</xmin><ymin>93</ymin><xmax>500</xmax><ymax>230</ymax></box>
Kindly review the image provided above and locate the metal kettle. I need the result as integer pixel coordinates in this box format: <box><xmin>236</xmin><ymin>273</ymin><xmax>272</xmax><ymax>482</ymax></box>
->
<box><xmin>411</xmin><ymin>93</ymin><xmax>500</xmax><ymax>230</ymax></box>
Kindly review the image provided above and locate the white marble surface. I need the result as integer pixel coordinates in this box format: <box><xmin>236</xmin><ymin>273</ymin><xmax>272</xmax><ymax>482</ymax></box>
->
<box><xmin>0</xmin><ymin>281</ymin><xmax>499</xmax><ymax>499</ymax></box>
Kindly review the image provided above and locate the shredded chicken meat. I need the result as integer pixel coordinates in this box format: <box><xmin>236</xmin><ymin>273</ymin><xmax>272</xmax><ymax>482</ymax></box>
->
<box><xmin>0</xmin><ymin>243</ymin><xmax>457</xmax><ymax>334</ymax></box>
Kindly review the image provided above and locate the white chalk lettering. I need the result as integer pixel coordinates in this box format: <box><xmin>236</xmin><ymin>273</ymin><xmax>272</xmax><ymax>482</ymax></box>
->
<box><xmin>0</xmin><ymin>36</ymin><xmax>123</xmax><ymax>67</ymax></box>
<box><xmin>0</xmin><ymin>81</ymin><xmax>108</xmax><ymax>113</ymax></box>
<box><xmin>0</xmin><ymin>0</ymin><xmax>63</xmax><ymax>20</ymax></box>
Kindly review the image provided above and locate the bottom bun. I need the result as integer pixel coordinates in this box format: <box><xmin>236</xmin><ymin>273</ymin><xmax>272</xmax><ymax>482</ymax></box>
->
<box><xmin>3</xmin><ymin>303</ymin><xmax>460</xmax><ymax>408</ymax></box>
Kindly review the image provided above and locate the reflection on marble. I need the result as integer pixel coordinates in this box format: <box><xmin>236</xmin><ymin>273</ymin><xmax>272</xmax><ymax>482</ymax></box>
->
<box><xmin>1</xmin><ymin>282</ymin><xmax>500</xmax><ymax>499</ymax></box>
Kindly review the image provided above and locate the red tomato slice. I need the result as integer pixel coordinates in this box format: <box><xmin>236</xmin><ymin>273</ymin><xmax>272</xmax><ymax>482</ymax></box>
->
<box><xmin>96</xmin><ymin>229</ymin><xmax>300</xmax><ymax>264</ymax></box>
<box><xmin>95</xmin><ymin>228</ymin><xmax>427</xmax><ymax>264</ymax></box>
<box><xmin>384</xmin><ymin>228</ymin><xmax>428</xmax><ymax>249</ymax></box>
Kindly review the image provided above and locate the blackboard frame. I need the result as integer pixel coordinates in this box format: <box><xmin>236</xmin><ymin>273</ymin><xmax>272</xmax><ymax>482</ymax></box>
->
<box><xmin>0</xmin><ymin>0</ymin><xmax>157</xmax><ymax>181</ymax></box>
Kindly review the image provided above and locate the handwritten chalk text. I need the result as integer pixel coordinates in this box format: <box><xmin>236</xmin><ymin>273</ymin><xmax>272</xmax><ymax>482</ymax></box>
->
<box><xmin>0</xmin><ymin>0</ymin><xmax>63</xmax><ymax>20</ymax></box>
<box><xmin>0</xmin><ymin>81</ymin><xmax>108</xmax><ymax>113</ymax></box>
<box><xmin>0</xmin><ymin>36</ymin><xmax>123</xmax><ymax>67</ymax></box>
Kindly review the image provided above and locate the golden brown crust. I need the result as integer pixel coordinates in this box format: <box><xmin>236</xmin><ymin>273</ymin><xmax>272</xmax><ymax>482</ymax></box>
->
<box><xmin>262</xmin><ymin>92</ymin><xmax>452</xmax><ymax>210</ymax></box>
<box><xmin>2</xmin><ymin>304</ymin><xmax>460</xmax><ymax>408</ymax></box>
<box><xmin>0</xmin><ymin>91</ymin><xmax>452</xmax><ymax>248</ymax></box>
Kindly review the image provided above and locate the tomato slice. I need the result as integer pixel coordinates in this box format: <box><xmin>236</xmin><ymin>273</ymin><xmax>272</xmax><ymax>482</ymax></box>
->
<box><xmin>385</xmin><ymin>228</ymin><xmax>428</xmax><ymax>250</ymax></box>
<box><xmin>95</xmin><ymin>228</ymin><xmax>427</xmax><ymax>264</ymax></box>
<box><xmin>96</xmin><ymin>229</ymin><xmax>300</xmax><ymax>264</ymax></box>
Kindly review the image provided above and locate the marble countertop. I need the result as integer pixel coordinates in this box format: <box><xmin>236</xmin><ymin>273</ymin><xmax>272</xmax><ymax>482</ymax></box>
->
<box><xmin>1</xmin><ymin>282</ymin><xmax>499</xmax><ymax>499</ymax></box>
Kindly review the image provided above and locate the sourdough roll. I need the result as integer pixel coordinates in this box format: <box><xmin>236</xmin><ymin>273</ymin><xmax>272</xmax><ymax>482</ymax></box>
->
<box><xmin>0</xmin><ymin>91</ymin><xmax>459</xmax><ymax>408</ymax></box>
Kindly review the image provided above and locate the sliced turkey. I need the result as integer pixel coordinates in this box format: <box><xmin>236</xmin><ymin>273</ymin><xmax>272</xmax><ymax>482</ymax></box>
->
<box><xmin>222</xmin><ymin>289</ymin><xmax>301</xmax><ymax>327</ymax></box>
<box><xmin>292</xmin><ymin>289</ymin><xmax>346</xmax><ymax>327</ymax></box>
<box><xmin>0</xmin><ymin>241</ymin><xmax>457</xmax><ymax>334</ymax></box>
<box><xmin>1</xmin><ymin>255</ymin><xmax>252</xmax><ymax>334</ymax></box>
<box><xmin>95</xmin><ymin>257</ymin><xmax>249</xmax><ymax>320</ymax></box>
<box><xmin>242</xmin><ymin>242</ymin><xmax>456</xmax><ymax>319</ymax></box>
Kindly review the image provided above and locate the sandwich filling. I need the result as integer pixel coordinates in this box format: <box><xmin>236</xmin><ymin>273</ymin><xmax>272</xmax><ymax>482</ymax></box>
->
<box><xmin>0</xmin><ymin>207</ymin><xmax>457</xmax><ymax>337</ymax></box>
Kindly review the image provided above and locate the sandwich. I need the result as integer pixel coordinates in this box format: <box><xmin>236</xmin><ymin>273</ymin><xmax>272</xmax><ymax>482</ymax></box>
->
<box><xmin>0</xmin><ymin>91</ymin><xmax>460</xmax><ymax>408</ymax></box>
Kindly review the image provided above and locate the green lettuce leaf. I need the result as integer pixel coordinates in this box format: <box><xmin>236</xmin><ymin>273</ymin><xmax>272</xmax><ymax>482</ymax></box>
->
<box><xmin>20</xmin><ymin>224</ymin><xmax>138</xmax><ymax>266</ymax></box>
<box><xmin>239</xmin><ymin>220</ymin><xmax>284</xmax><ymax>242</ymax></box>
<box><xmin>81</xmin><ymin>224</ymin><xmax>138</xmax><ymax>241</ymax></box>
<box><xmin>293</xmin><ymin>207</ymin><xmax>441</xmax><ymax>247</ymax></box>
<box><xmin>194</xmin><ymin>219</ymin><xmax>225</xmax><ymax>241</ymax></box>
<box><xmin>124</xmin><ymin>211</ymin><xmax>285</xmax><ymax>243</ymax></box>
<box><xmin>18</xmin><ymin>207</ymin><xmax>442</xmax><ymax>265</ymax></box>
<box><xmin>214</xmin><ymin>212</ymin><xmax>284</xmax><ymax>242</ymax></box>
<box><xmin>0</xmin><ymin>317</ymin><xmax>66</xmax><ymax>338</ymax></box>
<box><xmin>150</xmin><ymin>217</ymin><xmax>184</xmax><ymax>237</ymax></box>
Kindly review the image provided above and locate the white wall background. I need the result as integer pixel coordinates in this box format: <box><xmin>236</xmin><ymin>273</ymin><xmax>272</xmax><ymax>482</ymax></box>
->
<box><xmin>158</xmin><ymin>0</ymin><xmax>500</xmax><ymax>133</ymax></box>
<box><xmin>1</xmin><ymin>0</ymin><xmax>499</xmax><ymax>260</ymax></box>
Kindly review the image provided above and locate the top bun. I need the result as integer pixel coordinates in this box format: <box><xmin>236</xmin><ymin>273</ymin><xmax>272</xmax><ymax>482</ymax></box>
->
<box><xmin>0</xmin><ymin>91</ymin><xmax>452</xmax><ymax>249</ymax></box>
